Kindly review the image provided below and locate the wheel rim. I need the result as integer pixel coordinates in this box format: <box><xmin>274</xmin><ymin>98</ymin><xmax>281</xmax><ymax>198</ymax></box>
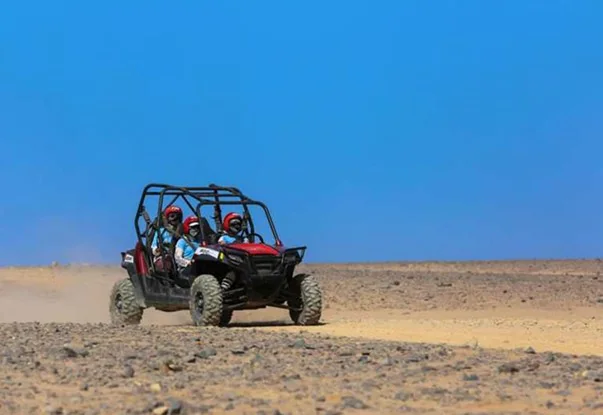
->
<box><xmin>195</xmin><ymin>292</ymin><xmax>204</xmax><ymax>316</ymax></box>
<box><xmin>115</xmin><ymin>293</ymin><xmax>123</xmax><ymax>312</ymax></box>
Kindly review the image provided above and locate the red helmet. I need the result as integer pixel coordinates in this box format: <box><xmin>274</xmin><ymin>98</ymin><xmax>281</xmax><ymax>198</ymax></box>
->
<box><xmin>183</xmin><ymin>215</ymin><xmax>200</xmax><ymax>234</ymax></box>
<box><xmin>163</xmin><ymin>205</ymin><xmax>183</xmax><ymax>221</ymax></box>
<box><xmin>223</xmin><ymin>212</ymin><xmax>243</xmax><ymax>233</ymax></box>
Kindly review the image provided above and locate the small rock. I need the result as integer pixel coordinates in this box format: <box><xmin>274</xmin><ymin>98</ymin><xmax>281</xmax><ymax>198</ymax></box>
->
<box><xmin>44</xmin><ymin>405</ymin><xmax>63</xmax><ymax>415</ymax></box>
<box><xmin>498</xmin><ymin>362</ymin><xmax>520</xmax><ymax>374</ymax></box>
<box><xmin>394</xmin><ymin>391</ymin><xmax>410</xmax><ymax>401</ymax></box>
<box><xmin>153</xmin><ymin>406</ymin><xmax>168</xmax><ymax>415</ymax></box>
<box><xmin>167</xmin><ymin>363</ymin><xmax>183</xmax><ymax>372</ymax></box>
<box><xmin>405</xmin><ymin>354</ymin><xmax>427</xmax><ymax>363</ymax></box>
<box><xmin>185</xmin><ymin>354</ymin><xmax>196</xmax><ymax>363</ymax></box>
<box><xmin>231</xmin><ymin>348</ymin><xmax>246</xmax><ymax>355</ymax></box>
<box><xmin>62</xmin><ymin>344</ymin><xmax>89</xmax><ymax>358</ymax></box>
<box><xmin>380</xmin><ymin>356</ymin><xmax>395</xmax><ymax>366</ymax></box>
<box><xmin>545</xmin><ymin>400</ymin><xmax>555</xmax><ymax>409</ymax></box>
<box><xmin>167</xmin><ymin>397</ymin><xmax>183</xmax><ymax>414</ymax></box>
<box><xmin>123</xmin><ymin>365</ymin><xmax>135</xmax><ymax>378</ymax></box>
<box><xmin>195</xmin><ymin>348</ymin><xmax>217</xmax><ymax>359</ymax></box>
<box><xmin>341</xmin><ymin>396</ymin><xmax>369</xmax><ymax>409</ymax></box>
<box><xmin>582</xmin><ymin>369</ymin><xmax>603</xmax><ymax>381</ymax></box>
<box><xmin>463</xmin><ymin>374</ymin><xmax>479</xmax><ymax>381</ymax></box>
<box><xmin>358</xmin><ymin>355</ymin><xmax>369</xmax><ymax>363</ymax></box>
<box><xmin>150</xmin><ymin>383</ymin><xmax>162</xmax><ymax>393</ymax></box>
<box><xmin>290</xmin><ymin>338</ymin><xmax>313</xmax><ymax>349</ymax></box>
<box><xmin>525</xmin><ymin>346</ymin><xmax>536</xmax><ymax>354</ymax></box>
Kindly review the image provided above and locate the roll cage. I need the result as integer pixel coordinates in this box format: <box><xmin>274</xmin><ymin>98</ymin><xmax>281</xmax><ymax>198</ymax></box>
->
<box><xmin>134</xmin><ymin>184</ymin><xmax>283</xmax><ymax>271</ymax></box>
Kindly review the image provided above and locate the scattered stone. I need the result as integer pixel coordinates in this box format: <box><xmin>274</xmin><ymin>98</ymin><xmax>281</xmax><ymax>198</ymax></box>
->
<box><xmin>195</xmin><ymin>348</ymin><xmax>217</xmax><ymax>359</ymax></box>
<box><xmin>123</xmin><ymin>364</ymin><xmax>135</xmax><ymax>378</ymax></box>
<box><xmin>167</xmin><ymin>397</ymin><xmax>183</xmax><ymax>414</ymax></box>
<box><xmin>231</xmin><ymin>347</ymin><xmax>246</xmax><ymax>355</ymax></box>
<box><xmin>358</xmin><ymin>355</ymin><xmax>369</xmax><ymax>363</ymax></box>
<box><xmin>62</xmin><ymin>344</ymin><xmax>89</xmax><ymax>358</ymax></box>
<box><xmin>525</xmin><ymin>346</ymin><xmax>536</xmax><ymax>354</ymax></box>
<box><xmin>498</xmin><ymin>362</ymin><xmax>520</xmax><ymax>374</ymax></box>
<box><xmin>582</xmin><ymin>369</ymin><xmax>603</xmax><ymax>381</ymax></box>
<box><xmin>290</xmin><ymin>338</ymin><xmax>307</xmax><ymax>349</ymax></box>
<box><xmin>341</xmin><ymin>396</ymin><xmax>369</xmax><ymax>409</ymax></box>
<box><xmin>380</xmin><ymin>356</ymin><xmax>395</xmax><ymax>366</ymax></box>
<box><xmin>44</xmin><ymin>405</ymin><xmax>63</xmax><ymax>415</ymax></box>
<box><xmin>405</xmin><ymin>353</ymin><xmax>427</xmax><ymax>363</ymax></box>
<box><xmin>394</xmin><ymin>391</ymin><xmax>411</xmax><ymax>401</ymax></box>
<box><xmin>153</xmin><ymin>406</ymin><xmax>169</xmax><ymax>415</ymax></box>
<box><xmin>463</xmin><ymin>374</ymin><xmax>479</xmax><ymax>381</ymax></box>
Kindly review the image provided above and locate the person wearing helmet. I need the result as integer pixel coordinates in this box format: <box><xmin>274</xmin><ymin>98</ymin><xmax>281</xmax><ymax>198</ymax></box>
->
<box><xmin>174</xmin><ymin>215</ymin><xmax>202</xmax><ymax>268</ymax></box>
<box><xmin>151</xmin><ymin>205</ymin><xmax>183</xmax><ymax>256</ymax></box>
<box><xmin>218</xmin><ymin>212</ymin><xmax>248</xmax><ymax>245</ymax></box>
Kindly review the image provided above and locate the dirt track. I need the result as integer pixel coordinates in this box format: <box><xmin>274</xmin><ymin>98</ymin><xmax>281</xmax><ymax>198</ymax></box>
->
<box><xmin>1</xmin><ymin>260</ymin><xmax>603</xmax><ymax>414</ymax></box>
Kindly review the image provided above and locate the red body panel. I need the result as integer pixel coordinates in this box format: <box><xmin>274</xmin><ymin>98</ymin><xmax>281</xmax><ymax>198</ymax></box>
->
<box><xmin>135</xmin><ymin>242</ymin><xmax>149</xmax><ymax>275</ymax></box>
<box><xmin>228</xmin><ymin>242</ymin><xmax>280</xmax><ymax>256</ymax></box>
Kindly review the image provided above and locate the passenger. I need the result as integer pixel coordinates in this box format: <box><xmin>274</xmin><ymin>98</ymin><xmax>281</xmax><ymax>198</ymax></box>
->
<box><xmin>174</xmin><ymin>215</ymin><xmax>202</xmax><ymax>269</ymax></box>
<box><xmin>151</xmin><ymin>205</ymin><xmax>183</xmax><ymax>256</ymax></box>
<box><xmin>218</xmin><ymin>212</ymin><xmax>247</xmax><ymax>245</ymax></box>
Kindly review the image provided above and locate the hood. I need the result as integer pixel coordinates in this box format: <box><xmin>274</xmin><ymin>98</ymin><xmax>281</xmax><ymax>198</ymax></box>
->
<box><xmin>227</xmin><ymin>243</ymin><xmax>281</xmax><ymax>256</ymax></box>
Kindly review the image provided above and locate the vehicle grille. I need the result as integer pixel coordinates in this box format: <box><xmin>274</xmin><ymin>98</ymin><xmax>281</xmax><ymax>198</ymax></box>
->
<box><xmin>251</xmin><ymin>255</ymin><xmax>281</xmax><ymax>275</ymax></box>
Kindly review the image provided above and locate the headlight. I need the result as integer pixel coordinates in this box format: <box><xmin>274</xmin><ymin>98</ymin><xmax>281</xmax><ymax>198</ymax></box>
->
<box><xmin>227</xmin><ymin>254</ymin><xmax>244</xmax><ymax>264</ymax></box>
<box><xmin>283</xmin><ymin>253</ymin><xmax>300</xmax><ymax>264</ymax></box>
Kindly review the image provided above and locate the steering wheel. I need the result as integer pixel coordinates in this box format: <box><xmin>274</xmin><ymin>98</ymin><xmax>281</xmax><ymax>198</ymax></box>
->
<box><xmin>244</xmin><ymin>232</ymin><xmax>265</xmax><ymax>244</ymax></box>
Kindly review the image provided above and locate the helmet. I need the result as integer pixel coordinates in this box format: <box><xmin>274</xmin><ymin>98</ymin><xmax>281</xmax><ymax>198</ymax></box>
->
<box><xmin>163</xmin><ymin>205</ymin><xmax>183</xmax><ymax>225</ymax></box>
<box><xmin>223</xmin><ymin>212</ymin><xmax>243</xmax><ymax>234</ymax></box>
<box><xmin>183</xmin><ymin>215</ymin><xmax>200</xmax><ymax>236</ymax></box>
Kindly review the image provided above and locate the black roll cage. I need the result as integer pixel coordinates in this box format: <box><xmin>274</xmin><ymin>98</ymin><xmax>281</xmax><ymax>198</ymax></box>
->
<box><xmin>134</xmin><ymin>183</ymin><xmax>282</xmax><ymax>257</ymax></box>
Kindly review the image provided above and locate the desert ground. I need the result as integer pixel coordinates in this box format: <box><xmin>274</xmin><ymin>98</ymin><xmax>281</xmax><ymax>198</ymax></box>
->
<box><xmin>1</xmin><ymin>259</ymin><xmax>603</xmax><ymax>414</ymax></box>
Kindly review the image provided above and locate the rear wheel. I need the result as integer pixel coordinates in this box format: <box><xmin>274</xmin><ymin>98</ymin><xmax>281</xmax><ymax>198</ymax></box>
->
<box><xmin>189</xmin><ymin>274</ymin><xmax>224</xmax><ymax>326</ymax></box>
<box><xmin>109</xmin><ymin>278</ymin><xmax>144</xmax><ymax>325</ymax></box>
<box><xmin>287</xmin><ymin>273</ymin><xmax>322</xmax><ymax>325</ymax></box>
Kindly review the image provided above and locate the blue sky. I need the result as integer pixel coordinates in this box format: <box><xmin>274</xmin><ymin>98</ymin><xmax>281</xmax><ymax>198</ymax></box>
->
<box><xmin>1</xmin><ymin>1</ymin><xmax>602</xmax><ymax>265</ymax></box>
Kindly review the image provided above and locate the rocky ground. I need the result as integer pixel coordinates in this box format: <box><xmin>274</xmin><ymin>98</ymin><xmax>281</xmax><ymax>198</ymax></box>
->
<box><xmin>1</xmin><ymin>259</ymin><xmax>603</xmax><ymax>414</ymax></box>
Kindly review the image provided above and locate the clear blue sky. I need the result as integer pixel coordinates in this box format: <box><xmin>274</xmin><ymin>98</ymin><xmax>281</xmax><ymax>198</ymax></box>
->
<box><xmin>1</xmin><ymin>1</ymin><xmax>602</xmax><ymax>265</ymax></box>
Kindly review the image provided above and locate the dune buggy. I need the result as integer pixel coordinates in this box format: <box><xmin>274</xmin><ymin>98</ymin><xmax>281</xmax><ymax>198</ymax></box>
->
<box><xmin>110</xmin><ymin>183</ymin><xmax>322</xmax><ymax>327</ymax></box>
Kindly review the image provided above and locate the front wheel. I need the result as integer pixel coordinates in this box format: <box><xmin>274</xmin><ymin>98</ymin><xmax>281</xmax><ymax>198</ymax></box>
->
<box><xmin>287</xmin><ymin>273</ymin><xmax>322</xmax><ymax>325</ymax></box>
<box><xmin>109</xmin><ymin>278</ymin><xmax>144</xmax><ymax>325</ymax></box>
<box><xmin>189</xmin><ymin>274</ymin><xmax>224</xmax><ymax>326</ymax></box>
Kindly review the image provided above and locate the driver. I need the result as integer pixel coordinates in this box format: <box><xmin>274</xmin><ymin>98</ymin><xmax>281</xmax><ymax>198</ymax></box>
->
<box><xmin>151</xmin><ymin>205</ymin><xmax>183</xmax><ymax>256</ymax></box>
<box><xmin>174</xmin><ymin>215</ymin><xmax>202</xmax><ymax>269</ymax></box>
<box><xmin>218</xmin><ymin>212</ymin><xmax>247</xmax><ymax>245</ymax></box>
